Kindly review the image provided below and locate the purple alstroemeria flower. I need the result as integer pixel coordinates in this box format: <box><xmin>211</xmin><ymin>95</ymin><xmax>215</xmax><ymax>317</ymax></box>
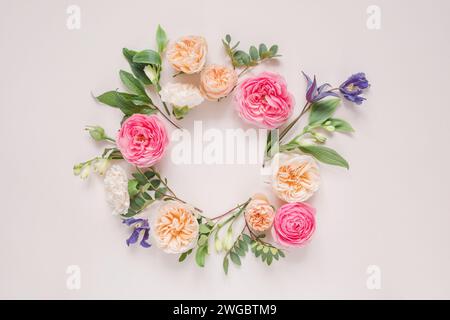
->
<box><xmin>122</xmin><ymin>218</ymin><xmax>151</xmax><ymax>248</ymax></box>
<box><xmin>339</xmin><ymin>73</ymin><xmax>370</xmax><ymax>105</ymax></box>
<box><xmin>302</xmin><ymin>71</ymin><xmax>339</xmax><ymax>103</ymax></box>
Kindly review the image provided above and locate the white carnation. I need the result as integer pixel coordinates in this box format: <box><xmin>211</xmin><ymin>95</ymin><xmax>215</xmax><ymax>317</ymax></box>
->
<box><xmin>104</xmin><ymin>165</ymin><xmax>130</xmax><ymax>215</ymax></box>
<box><xmin>160</xmin><ymin>82</ymin><xmax>204</xmax><ymax>108</ymax></box>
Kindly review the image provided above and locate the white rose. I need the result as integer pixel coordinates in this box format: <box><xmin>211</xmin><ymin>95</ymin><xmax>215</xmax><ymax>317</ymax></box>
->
<box><xmin>159</xmin><ymin>82</ymin><xmax>204</xmax><ymax>108</ymax></box>
<box><xmin>104</xmin><ymin>165</ymin><xmax>130</xmax><ymax>215</ymax></box>
<box><xmin>271</xmin><ymin>153</ymin><xmax>320</xmax><ymax>202</ymax></box>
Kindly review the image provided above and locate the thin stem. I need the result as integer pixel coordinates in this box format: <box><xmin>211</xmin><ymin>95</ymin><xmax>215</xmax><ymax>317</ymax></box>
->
<box><xmin>210</xmin><ymin>199</ymin><xmax>250</xmax><ymax>221</ymax></box>
<box><xmin>279</xmin><ymin>101</ymin><xmax>310</xmax><ymax>141</ymax></box>
<box><xmin>153</xmin><ymin>104</ymin><xmax>180</xmax><ymax>129</ymax></box>
<box><xmin>105</xmin><ymin>137</ymin><xmax>116</xmax><ymax>143</ymax></box>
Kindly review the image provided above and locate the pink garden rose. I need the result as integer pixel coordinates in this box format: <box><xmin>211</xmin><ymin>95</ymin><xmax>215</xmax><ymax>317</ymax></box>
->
<box><xmin>235</xmin><ymin>72</ymin><xmax>294</xmax><ymax>129</ymax></box>
<box><xmin>116</xmin><ymin>114</ymin><xmax>169</xmax><ymax>167</ymax></box>
<box><xmin>272</xmin><ymin>202</ymin><xmax>316</xmax><ymax>247</ymax></box>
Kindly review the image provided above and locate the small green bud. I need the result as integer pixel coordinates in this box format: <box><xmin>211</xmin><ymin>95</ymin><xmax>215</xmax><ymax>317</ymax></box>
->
<box><xmin>80</xmin><ymin>164</ymin><xmax>91</xmax><ymax>180</ymax></box>
<box><xmin>144</xmin><ymin>65</ymin><xmax>158</xmax><ymax>84</ymax></box>
<box><xmin>312</xmin><ymin>132</ymin><xmax>327</xmax><ymax>143</ymax></box>
<box><xmin>73</xmin><ymin>163</ymin><xmax>83</xmax><ymax>176</ymax></box>
<box><xmin>86</xmin><ymin>126</ymin><xmax>106</xmax><ymax>141</ymax></box>
<box><xmin>214</xmin><ymin>237</ymin><xmax>223</xmax><ymax>253</ymax></box>
<box><xmin>172</xmin><ymin>105</ymin><xmax>190</xmax><ymax>120</ymax></box>
<box><xmin>324</xmin><ymin>125</ymin><xmax>335</xmax><ymax>132</ymax></box>
<box><xmin>93</xmin><ymin>158</ymin><xmax>109</xmax><ymax>176</ymax></box>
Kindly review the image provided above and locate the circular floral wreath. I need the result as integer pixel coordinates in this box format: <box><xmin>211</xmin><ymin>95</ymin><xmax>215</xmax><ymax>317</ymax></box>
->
<box><xmin>74</xmin><ymin>25</ymin><xmax>370</xmax><ymax>274</ymax></box>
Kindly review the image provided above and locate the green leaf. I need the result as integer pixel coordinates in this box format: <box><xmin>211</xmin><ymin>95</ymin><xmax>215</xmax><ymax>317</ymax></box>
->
<box><xmin>172</xmin><ymin>105</ymin><xmax>190</xmax><ymax>120</ymax></box>
<box><xmin>127</xmin><ymin>179</ymin><xmax>139</xmax><ymax>198</ymax></box>
<box><xmin>144</xmin><ymin>171</ymin><xmax>156</xmax><ymax>180</ymax></box>
<box><xmin>242</xmin><ymin>234</ymin><xmax>252</xmax><ymax>244</ymax></box>
<box><xmin>123</xmin><ymin>48</ymin><xmax>152</xmax><ymax>85</ymax></box>
<box><xmin>229</xmin><ymin>252</ymin><xmax>241</xmax><ymax>266</ymax></box>
<box><xmin>133</xmin><ymin>49</ymin><xmax>161</xmax><ymax>65</ymax></box>
<box><xmin>156</xmin><ymin>25</ymin><xmax>168</xmax><ymax>53</ymax></box>
<box><xmin>195</xmin><ymin>246</ymin><xmax>207</xmax><ymax>267</ymax></box>
<box><xmin>178</xmin><ymin>248</ymin><xmax>192</xmax><ymax>262</ymax></box>
<box><xmin>278</xmin><ymin>250</ymin><xmax>285</xmax><ymax>258</ymax></box>
<box><xmin>96</xmin><ymin>91</ymin><xmax>149</xmax><ymax>115</ymax></box>
<box><xmin>309</xmin><ymin>98</ymin><xmax>341</xmax><ymax>126</ymax></box>
<box><xmin>299</xmin><ymin>144</ymin><xmax>349</xmax><ymax>169</ymax></box>
<box><xmin>225</xmin><ymin>34</ymin><xmax>231</xmax><ymax>43</ymax></box>
<box><xmin>198</xmin><ymin>234</ymin><xmax>208</xmax><ymax>246</ymax></box>
<box><xmin>249</xmin><ymin>46</ymin><xmax>259</xmax><ymax>61</ymax></box>
<box><xmin>326</xmin><ymin>118</ymin><xmax>354</xmax><ymax>132</ymax></box>
<box><xmin>233</xmin><ymin>50</ymin><xmax>251</xmax><ymax>66</ymax></box>
<box><xmin>258</xmin><ymin>43</ymin><xmax>268</xmax><ymax>57</ymax></box>
<box><xmin>199</xmin><ymin>224</ymin><xmax>211</xmax><ymax>234</ymax></box>
<box><xmin>154</xmin><ymin>187</ymin><xmax>168</xmax><ymax>199</ymax></box>
<box><xmin>235</xmin><ymin>246</ymin><xmax>246</xmax><ymax>257</ymax></box>
<box><xmin>150</xmin><ymin>179</ymin><xmax>161</xmax><ymax>189</ymax></box>
<box><xmin>269</xmin><ymin>45</ymin><xmax>278</xmax><ymax>56</ymax></box>
<box><xmin>267</xmin><ymin>254</ymin><xmax>273</xmax><ymax>266</ymax></box>
<box><xmin>119</xmin><ymin>70</ymin><xmax>147</xmax><ymax>96</ymax></box>
<box><xmin>223</xmin><ymin>257</ymin><xmax>229</xmax><ymax>275</ymax></box>
<box><xmin>132</xmin><ymin>172</ymin><xmax>148</xmax><ymax>185</ymax></box>
<box><xmin>121</xmin><ymin>208</ymin><xmax>138</xmax><ymax>218</ymax></box>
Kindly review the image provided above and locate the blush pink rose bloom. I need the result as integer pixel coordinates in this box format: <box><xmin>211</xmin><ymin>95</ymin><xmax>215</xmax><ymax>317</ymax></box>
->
<box><xmin>235</xmin><ymin>72</ymin><xmax>294</xmax><ymax>129</ymax></box>
<box><xmin>116</xmin><ymin>114</ymin><xmax>169</xmax><ymax>167</ymax></box>
<box><xmin>272</xmin><ymin>202</ymin><xmax>316</xmax><ymax>247</ymax></box>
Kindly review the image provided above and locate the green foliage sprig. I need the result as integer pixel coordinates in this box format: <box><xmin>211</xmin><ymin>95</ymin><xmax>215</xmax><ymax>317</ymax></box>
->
<box><xmin>278</xmin><ymin>98</ymin><xmax>350</xmax><ymax>169</ymax></box>
<box><xmin>94</xmin><ymin>25</ymin><xmax>180</xmax><ymax>128</ymax></box>
<box><xmin>222</xmin><ymin>34</ymin><xmax>280</xmax><ymax>69</ymax></box>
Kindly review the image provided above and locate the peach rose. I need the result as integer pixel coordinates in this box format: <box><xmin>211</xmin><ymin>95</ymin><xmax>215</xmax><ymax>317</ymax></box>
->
<box><xmin>167</xmin><ymin>36</ymin><xmax>207</xmax><ymax>74</ymax></box>
<box><xmin>151</xmin><ymin>201</ymin><xmax>199</xmax><ymax>254</ymax></box>
<box><xmin>271</xmin><ymin>153</ymin><xmax>320</xmax><ymax>202</ymax></box>
<box><xmin>244</xmin><ymin>194</ymin><xmax>275</xmax><ymax>232</ymax></box>
<box><xmin>200</xmin><ymin>64</ymin><xmax>238</xmax><ymax>100</ymax></box>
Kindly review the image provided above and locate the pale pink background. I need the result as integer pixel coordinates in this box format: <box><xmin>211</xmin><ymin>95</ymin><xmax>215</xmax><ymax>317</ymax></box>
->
<box><xmin>1</xmin><ymin>0</ymin><xmax>449</xmax><ymax>299</ymax></box>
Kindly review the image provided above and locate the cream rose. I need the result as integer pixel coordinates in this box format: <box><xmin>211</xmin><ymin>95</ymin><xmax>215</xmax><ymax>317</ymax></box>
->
<box><xmin>151</xmin><ymin>201</ymin><xmax>199</xmax><ymax>254</ymax></box>
<box><xmin>167</xmin><ymin>36</ymin><xmax>207</xmax><ymax>74</ymax></box>
<box><xmin>271</xmin><ymin>153</ymin><xmax>320</xmax><ymax>202</ymax></box>
<box><xmin>244</xmin><ymin>194</ymin><xmax>275</xmax><ymax>232</ymax></box>
<box><xmin>160</xmin><ymin>82</ymin><xmax>204</xmax><ymax>108</ymax></box>
<box><xmin>200</xmin><ymin>64</ymin><xmax>238</xmax><ymax>100</ymax></box>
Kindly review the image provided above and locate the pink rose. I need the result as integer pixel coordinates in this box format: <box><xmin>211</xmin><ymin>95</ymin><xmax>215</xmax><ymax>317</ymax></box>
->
<box><xmin>116</xmin><ymin>114</ymin><xmax>169</xmax><ymax>167</ymax></box>
<box><xmin>272</xmin><ymin>202</ymin><xmax>316</xmax><ymax>247</ymax></box>
<box><xmin>235</xmin><ymin>72</ymin><xmax>294</xmax><ymax>129</ymax></box>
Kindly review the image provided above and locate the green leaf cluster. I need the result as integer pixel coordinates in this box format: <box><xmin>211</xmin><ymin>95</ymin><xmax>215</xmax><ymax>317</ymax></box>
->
<box><xmin>96</xmin><ymin>26</ymin><xmax>169</xmax><ymax>118</ymax></box>
<box><xmin>250</xmin><ymin>238</ymin><xmax>285</xmax><ymax>266</ymax></box>
<box><xmin>223</xmin><ymin>234</ymin><xmax>252</xmax><ymax>274</ymax></box>
<box><xmin>222</xmin><ymin>34</ymin><xmax>280</xmax><ymax>68</ymax></box>
<box><xmin>194</xmin><ymin>219</ymin><xmax>215</xmax><ymax>267</ymax></box>
<box><xmin>123</xmin><ymin>168</ymin><xmax>169</xmax><ymax>217</ymax></box>
<box><xmin>280</xmin><ymin>98</ymin><xmax>353</xmax><ymax>169</ymax></box>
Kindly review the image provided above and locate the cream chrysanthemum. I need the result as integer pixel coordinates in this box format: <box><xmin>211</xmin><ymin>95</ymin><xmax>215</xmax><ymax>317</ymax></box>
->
<box><xmin>104</xmin><ymin>165</ymin><xmax>130</xmax><ymax>215</ymax></box>
<box><xmin>151</xmin><ymin>201</ymin><xmax>199</xmax><ymax>254</ymax></box>
<box><xmin>271</xmin><ymin>153</ymin><xmax>320</xmax><ymax>202</ymax></box>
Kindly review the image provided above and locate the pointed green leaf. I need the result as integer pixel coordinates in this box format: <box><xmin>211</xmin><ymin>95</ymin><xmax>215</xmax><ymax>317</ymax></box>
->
<box><xmin>299</xmin><ymin>144</ymin><xmax>349</xmax><ymax>169</ymax></box>
<box><xmin>223</xmin><ymin>257</ymin><xmax>229</xmax><ymax>274</ymax></box>
<box><xmin>327</xmin><ymin>118</ymin><xmax>354</xmax><ymax>132</ymax></box>
<box><xmin>119</xmin><ymin>70</ymin><xmax>147</xmax><ymax>96</ymax></box>
<box><xmin>123</xmin><ymin>48</ymin><xmax>152</xmax><ymax>85</ymax></box>
<box><xmin>309</xmin><ymin>98</ymin><xmax>341</xmax><ymax>126</ymax></box>
<box><xmin>133</xmin><ymin>49</ymin><xmax>161</xmax><ymax>65</ymax></box>
<box><xmin>230</xmin><ymin>252</ymin><xmax>241</xmax><ymax>266</ymax></box>
<box><xmin>156</xmin><ymin>25</ymin><xmax>168</xmax><ymax>53</ymax></box>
